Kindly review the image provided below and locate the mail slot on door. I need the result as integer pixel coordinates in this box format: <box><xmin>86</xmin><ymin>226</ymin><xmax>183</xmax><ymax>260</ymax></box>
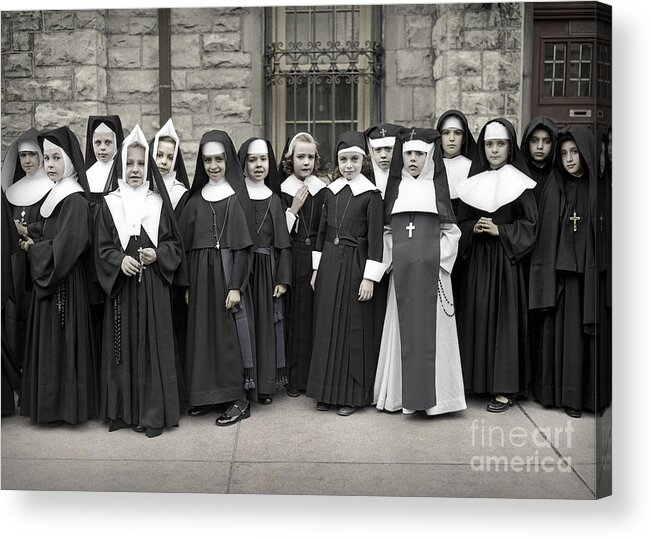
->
<box><xmin>569</xmin><ymin>109</ymin><xmax>592</xmax><ymax>118</ymax></box>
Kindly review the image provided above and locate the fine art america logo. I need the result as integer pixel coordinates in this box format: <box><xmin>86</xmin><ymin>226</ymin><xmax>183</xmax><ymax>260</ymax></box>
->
<box><xmin>469</xmin><ymin>419</ymin><xmax>574</xmax><ymax>472</ymax></box>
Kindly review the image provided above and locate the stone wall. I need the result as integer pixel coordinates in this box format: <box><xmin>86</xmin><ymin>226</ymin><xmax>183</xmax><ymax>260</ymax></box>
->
<box><xmin>1</xmin><ymin>7</ymin><xmax>264</xmax><ymax>174</ymax></box>
<box><xmin>382</xmin><ymin>2</ymin><xmax>524</xmax><ymax>137</ymax></box>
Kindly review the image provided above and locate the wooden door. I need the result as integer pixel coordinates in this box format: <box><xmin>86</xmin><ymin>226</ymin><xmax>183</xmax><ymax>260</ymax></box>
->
<box><xmin>532</xmin><ymin>2</ymin><xmax>611</xmax><ymax>134</ymax></box>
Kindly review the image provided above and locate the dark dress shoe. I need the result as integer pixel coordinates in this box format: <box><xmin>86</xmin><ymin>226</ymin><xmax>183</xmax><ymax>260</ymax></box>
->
<box><xmin>316</xmin><ymin>402</ymin><xmax>331</xmax><ymax>411</ymax></box>
<box><xmin>564</xmin><ymin>407</ymin><xmax>582</xmax><ymax>418</ymax></box>
<box><xmin>216</xmin><ymin>400</ymin><xmax>250</xmax><ymax>426</ymax></box>
<box><xmin>188</xmin><ymin>403</ymin><xmax>228</xmax><ymax>417</ymax></box>
<box><xmin>46</xmin><ymin>420</ymin><xmax>65</xmax><ymax>428</ymax></box>
<box><xmin>337</xmin><ymin>405</ymin><xmax>357</xmax><ymax>416</ymax></box>
<box><xmin>131</xmin><ymin>425</ymin><xmax>145</xmax><ymax>433</ymax></box>
<box><xmin>145</xmin><ymin>427</ymin><xmax>163</xmax><ymax>438</ymax></box>
<box><xmin>486</xmin><ymin>396</ymin><xmax>514</xmax><ymax>413</ymax></box>
<box><xmin>286</xmin><ymin>387</ymin><xmax>304</xmax><ymax>398</ymax></box>
<box><xmin>258</xmin><ymin>395</ymin><xmax>273</xmax><ymax>405</ymax></box>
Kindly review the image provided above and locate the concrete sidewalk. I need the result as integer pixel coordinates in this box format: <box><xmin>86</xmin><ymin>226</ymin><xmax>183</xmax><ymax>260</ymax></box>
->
<box><xmin>1</xmin><ymin>393</ymin><xmax>611</xmax><ymax>499</ymax></box>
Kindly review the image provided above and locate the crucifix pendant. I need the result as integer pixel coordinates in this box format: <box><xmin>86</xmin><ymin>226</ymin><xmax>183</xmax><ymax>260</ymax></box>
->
<box><xmin>215</xmin><ymin>241</ymin><xmax>221</xmax><ymax>250</ymax></box>
<box><xmin>569</xmin><ymin>210</ymin><xmax>581</xmax><ymax>232</ymax></box>
<box><xmin>334</xmin><ymin>237</ymin><xmax>340</xmax><ymax>246</ymax></box>
<box><xmin>406</xmin><ymin>221</ymin><xmax>416</xmax><ymax>239</ymax></box>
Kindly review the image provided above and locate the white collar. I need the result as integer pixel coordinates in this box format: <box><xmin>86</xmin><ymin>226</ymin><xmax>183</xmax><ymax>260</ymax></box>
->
<box><xmin>328</xmin><ymin>174</ymin><xmax>377</xmax><ymax>196</ymax></box>
<box><xmin>280</xmin><ymin>174</ymin><xmax>325</xmax><ymax>197</ymax></box>
<box><xmin>162</xmin><ymin>173</ymin><xmax>188</xmax><ymax>210</ymax></box>
<box><xmin>40</xmin><ymin>176</ymin><xmax>84</xmax><ymax>218</ymax></box>
<box><xmin>86</xmin><ymin>159</ymin><xmax>114</xmax><ymax>193</ymax></box>
<box><xmin>105</xmin><ymin>181</ymin><xmax>162</xmax><ymax>250</ymax></box>
<box><xmin>201</xmin><ymin>178</ymin><xmax>235</xmax><ymax>202</ymax></box>
<box><xmin>443</xmin><ymin>155</ymin><xmax>472</xmax><ymax>199</ymax></box>
<box><xmin>457</xmin><ymin>164</ymin><xmax>536</xmax><ymax>213</ymax></box>
<box><xmin>391</xmin><ymin>174</ymin><xmax>439</xmax><ymax>215</ymax></box>
<box><xmin>5</xmin><ymin>170</ymin><xmax>53</xmax><ymax>207</ymax></box>
<box><xmin>369</xmin><ymin>160</ymin><xmax>389</xmax><ymax>198</ymax></box>
<box><xmin>245</xmin><ymin>176</ymin><xmax>273</xmax><ymax>200</ymax></box>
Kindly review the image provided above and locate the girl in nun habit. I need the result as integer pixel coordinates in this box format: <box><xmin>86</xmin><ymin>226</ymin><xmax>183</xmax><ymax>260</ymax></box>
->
<box><xmin>435</xmin><ymin>110</ymin><xmax>478</xmax><ymax>216</ymax></box>
<box><xmin>178</xmin><ymin>130</ymin><xmax>256</xmax><ymax>426</ymax></box>
<box><xmin>364</xmin><ymin>123</ymin><xmax>403</xmax><ymax>364</ymax></box>
<box><xmin>456</xmin><ymin>118</ymin><xmax>538</xmax><ymax>413</ymax></box>
<box><xmin>84</xmin><ymin>116</ymin><xmax>125</xmax><ymax>374</ymax></box>
<box><xmin>435</xmin><ymin>110</ymin><xmax>478</xmax><ymax>312</ymax></box>
<box><xmin>374</xmin><ymin>127</ymin><xmax>466</xmax><ymax>416</ymax></box>
<box><xmin>529</xmin><ymin>125</ymin><xmax>599</xmax><ymax>418</ymax></box>
<box><xmin>306</xmin><ymin>131</ymin><xmax>385</xmax><ymax>416</ymax></box>
<box><xmin>238</xmin><ymin>138</ymin><xmax>292</xmax><ymax>405</ymax></box>
<box><xmin>1</xmin><ymin>128</ymin><xmax>51</xmax><ymax>370</ymax></box>
<box><xmin>19</xmin><ymin>126</ymin><xmax>98</xmax><ymax>426</ymax></box>
<box><xmin>151</xmin><ymin>118</ymin><xmax>190</xmax><ymax>220</ymax></box>
<box><xmin>150</xmin><ymin>117</ymin><xmax>191</xmax><ymax>412</ymax></box>
<box><xmin>519</xmin><ymin>116</ymin><xmax>558</xmax><ymax>206</ymax></box>
<box><xmin>95</xmin><ymin>125</ymin><xmax>183</xmax><ymax>437</ymax></box>
<box><xmin>270</xmin><ymin>132</ymin><xmax>326</xmax><ymax>398</ymax></box>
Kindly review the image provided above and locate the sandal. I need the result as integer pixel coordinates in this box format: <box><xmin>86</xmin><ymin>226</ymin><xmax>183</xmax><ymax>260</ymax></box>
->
<box><xmin>215</xmin><ymin>400</ymin><xmax>250</xmax><ymax>426</ymax></box>
<box><xmin>486</xmin><ymin>395</ymin><xmax>514</xmax><ymax>413</ymax></box>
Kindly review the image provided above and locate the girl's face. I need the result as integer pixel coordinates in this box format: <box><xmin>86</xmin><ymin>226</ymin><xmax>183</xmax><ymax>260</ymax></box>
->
<box><xmin>528</xmin><ymin>128</ymin><xmax>553</xmax><ymax>163</ymax></box>
<box><xmin>372</xmin><ymin>146</ymin><xmax>393</xmax><ymax>172</ymax></box>
<box><xmin>403</xmin><ymin>150</ymin><xmax>427</xmax><ymax>178</ymax></box>
<box><xmin>43</xmin><ymin>147</ymin><xmax>66</xmax><ymax>183</ymax></box>
<box><xmin>155</xmin><ymin>140</ymin><xmax>176</xmax><ymax>176</ymax></box>
<box><xmin>204</xmin><ymin>153</ymin><xmax>226</xmax><ymax>182</ymax></box>
<box><xmin>93</xmin><ymin>132</ymin><xmax>116</xmax><ymax>163</ymax></box>
<box><xmin>338</xmin><ymin>151</ymin><xmax>363</xmax><ymax>180</ymax></box>
<box><xmin>246</xmin><ymin>153</ymin><xmax>269</xmax><ymax>182</ymax></box>
<box><xmin>125</xmin><ymin>145</ymin><xmax>146</xmax><ymax>187</ymax></box>
<box><xmin>292</xmin><ymin>141</ymin><xmax>316</xmax><ymax>180</ymax></box>
<box><xmin>485</xmin><ymin>139</ymin><xmax>510</xmax><ymax>170</ymax></box>
<box><xmin>19</xmin><ymin>151</ymin><xmax>40</xmax><ymax>175</ymax></box>
<box><xmin>560</xmin><ymin>140</ymin><xmax>583</xmax><ymax>177</ymax></box>
<box><xmin>441</xmin><ymin>128</ymin><xmax>464</xmax><ymax>158</ymax></box>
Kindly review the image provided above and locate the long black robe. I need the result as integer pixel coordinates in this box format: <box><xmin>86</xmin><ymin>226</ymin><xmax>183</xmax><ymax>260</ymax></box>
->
<box><xmin>280</xmin><ymin>188</ymin><xmax>326</xmax><ymax>392</ymax></box>
<box><xmin>4</xmin><ymin>195</ymin><xmax>47</xmax><ymax>370</ymax></box>
<box><xmin>529</xmin><ymin>126</ymin><xmax>598</xmax><ymax>412</ymax></box>
<box><xmin>2</xmin><ymin>191</ymin><xmax>21</xmax><ymax>415</ymax></box>
<box><xmin>249</xmin><ymin>195</ymin><xmax>292</xmax><ymax>395</ymax></box>
<box><xmin>20</xmin><ymin>192</ymin><xmax>98</xmax><ymax>424</ymax></box>
<box><xmin>306</xmin><ymin>184</ymin><xmax>384</xmax><ymax>406</ymax></box>
<box><xmin>178</xmin><ymin>193</ymin><xmax>254</xmax><ymax>406</ymax></box>
<box><xmin>95</xmin><ymin>202</ymin><xmax>183</xmax><ymax>433</ymax></box>
<box><xmin>457</xmin><ymin>191</ymin><xmax>537</xmax><ymax>395</ymax></box>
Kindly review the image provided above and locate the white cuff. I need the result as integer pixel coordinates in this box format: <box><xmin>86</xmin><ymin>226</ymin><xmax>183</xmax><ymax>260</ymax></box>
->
<box><xmin>312</xmin><ymin>251</ymin><xmax>322</xmax><ymax>270</ymax></box>
<box><xmin>363</xmin><ymin>260</ymin><xmax>388</xmax><ymax>282</ymax></box>
<box><xmin>286</xmin><ymin>209</ymin><xmax>298</xmax><ymax>233</ymax></box>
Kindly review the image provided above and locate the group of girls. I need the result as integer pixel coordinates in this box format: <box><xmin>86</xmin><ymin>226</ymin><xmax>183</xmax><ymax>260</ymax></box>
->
<box><xmin>0</xmin><ymin>111</ymin><xmax>610</xmax><ymax>438</ymax></box>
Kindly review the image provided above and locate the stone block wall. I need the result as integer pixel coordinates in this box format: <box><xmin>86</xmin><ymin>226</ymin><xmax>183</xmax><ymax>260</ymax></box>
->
<box><xmin>2</xmin><ymin>7</ymin><xmax>264</xmax><ymax>177</ymax></box>
<box><xmin>382</xmin><ymin>2</ymin><xmax>524</xmax><ymax>137</ymax></box>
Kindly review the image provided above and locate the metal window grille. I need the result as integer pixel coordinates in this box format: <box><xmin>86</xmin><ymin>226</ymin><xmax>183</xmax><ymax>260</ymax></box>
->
<box><xmin>265</xmin><ymin>6</ymin><xmax>382</xmax><ymax>172</ymax></box>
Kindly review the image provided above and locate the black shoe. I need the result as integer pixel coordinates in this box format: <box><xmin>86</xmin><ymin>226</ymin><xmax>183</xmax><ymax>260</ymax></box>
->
<box><xmin>188</xmin><ymin>404</ymin><xmax>220</xmax><ymax>417</ymax></box>
<box><xmin>131</xmin><ymin>424</ymin><xmax>145</xmax><ymax>433</ymax></box>
<box><xmin>564</xmin><ymin>407</ymin><xmax>582</xmax><ymax>418</ymax></box>
<box><xmin>286</xmin><ymin>387</ymin><xmax>303</xmax><ymax>398</ymax></box>
<box><xmin>108</xmin><ymin>419</ymin><xmax>129</xmax><ymax>432</ymax></box>
<box><xmin>46</xmin><ymin>420</ymin><xmax>65</xmax><ymax>428</ymax></box>
<box><xmin>216</xmin><ymin>400</ymin><xmax>250</xmax><ymax>426</ymax></box>
<box><xmin>316</xmin><ymin>401</ymin><xmax>331</xmax><ymax>411</ymax></box>
<box><xmin>337</xmin><ymin>405</ymin><xmax>357</xmax><ymax>416</ymax></box>
<box><xmin>486</xmin><ymin>395</ymin><xmax>514</xmax><ymax>413</ymax></box>
<box><xmin>258</xmin><ymin>394</ymin><xmax>273</xmax><ymax>405</ymax></box>
<box><xmin>145</xmin><ymin>427</ymin><xmax>163</xmax><ymax>438</ymax></box>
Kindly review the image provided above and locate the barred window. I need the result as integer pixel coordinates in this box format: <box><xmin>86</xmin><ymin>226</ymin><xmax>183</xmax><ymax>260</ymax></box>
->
<box><xmin>265</xmin><ymin>6</ymin><xmax>381</xmax><ymax>173</ymax></box>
